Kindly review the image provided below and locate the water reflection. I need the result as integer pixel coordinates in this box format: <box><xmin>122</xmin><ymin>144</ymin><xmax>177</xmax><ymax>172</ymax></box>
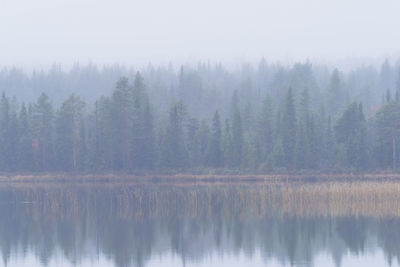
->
<box><xmin>1</xmin><ymin>181</ymin><xmax>400</xmax><ymax>267</ymax></box>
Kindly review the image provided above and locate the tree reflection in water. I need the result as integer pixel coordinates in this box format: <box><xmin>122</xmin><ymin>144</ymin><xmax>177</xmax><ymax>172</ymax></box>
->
<box><xmin>1</xmin><ymin>181</ymin><xmax>400</xmax><ymax>267</ymax></box>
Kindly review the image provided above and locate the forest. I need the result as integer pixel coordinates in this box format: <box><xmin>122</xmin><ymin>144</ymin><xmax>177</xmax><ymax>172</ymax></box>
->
<box><xmin>0</xmin><ymin>59</ymin><xmax>400</xmax><ymax>173</ymax></box>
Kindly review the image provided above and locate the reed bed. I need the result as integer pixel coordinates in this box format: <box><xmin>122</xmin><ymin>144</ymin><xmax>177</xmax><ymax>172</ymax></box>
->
<box><xmin>2</xmin><ymin>172</ymin><xmax>400</xmax><ymax>183</ymax></box>
<box><xmin>2</xmin><ymin>181</ymin><xmax>400</xmax><ymax>219</ymax></box>
<box><xmin>275</xmin><ymin>182</ymin><xmax>400</xmax><ymax>217</ymax></box>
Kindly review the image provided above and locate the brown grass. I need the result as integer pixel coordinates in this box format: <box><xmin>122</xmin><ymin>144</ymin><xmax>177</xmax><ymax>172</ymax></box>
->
<box><xmin>4</xmin><ymin>180</ymin><xmax>400</xmax><ymax>219</ymax></box>
<box><xmin>2</xmin><ymin>172</ymin><xmax>400</xmax><ymax>183</ymax></box>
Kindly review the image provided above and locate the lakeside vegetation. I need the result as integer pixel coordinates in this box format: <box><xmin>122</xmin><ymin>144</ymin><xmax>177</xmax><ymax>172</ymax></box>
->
<box><xmin>1</xmin><ymin>61</ymin><xmax>400</xmax><ymax>173</ymax></box>
<box><xmin>4</xmin><ymin>181</ymin><xmax>400</xmax><ymax>220</ymax></box>
<box><xmin>4</xmin><ymin>172</ymin><xmax>400</xmax><ymax>183</ymax></box>
<box><xmin>3</xmin><ymin>181</ymin><xmax>400</xmax><ymax>267</ymax></box>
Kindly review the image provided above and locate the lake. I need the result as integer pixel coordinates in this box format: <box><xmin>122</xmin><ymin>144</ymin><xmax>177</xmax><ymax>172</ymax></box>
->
<box><xmin>1</xmin><ymin>180</ymin><xmax>400</xmax><ymax>267</ymax></box>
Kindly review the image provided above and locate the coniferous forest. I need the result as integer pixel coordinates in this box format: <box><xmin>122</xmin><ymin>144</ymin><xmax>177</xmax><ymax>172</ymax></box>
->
<box><xmin>1</xmin><ymin>60</ymin><xmax>400</xmax><ymax>173</ymax></box>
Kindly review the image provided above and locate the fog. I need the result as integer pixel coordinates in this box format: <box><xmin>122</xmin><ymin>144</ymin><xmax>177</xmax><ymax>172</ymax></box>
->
<box><xmin>1</xmin><ymin>0</ymin><xmax>400</xmax><ymax>69</ymax></box>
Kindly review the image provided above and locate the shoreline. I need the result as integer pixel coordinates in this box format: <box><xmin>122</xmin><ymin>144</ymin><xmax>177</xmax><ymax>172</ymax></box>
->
<box><xmin>1</xmin><ymin>172</ymin><xmax>400</xmax><ymax>183</ymax></box>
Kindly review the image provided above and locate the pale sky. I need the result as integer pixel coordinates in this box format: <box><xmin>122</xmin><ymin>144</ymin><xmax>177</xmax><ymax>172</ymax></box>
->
<box><xmin>0</xmin><ymin>0</ymin><xmax>400</xmax><ymax>68</ymax></box>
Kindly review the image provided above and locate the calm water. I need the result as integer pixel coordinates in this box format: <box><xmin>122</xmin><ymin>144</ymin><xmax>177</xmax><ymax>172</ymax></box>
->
<box><xmin>1</xmin><ymin>181</ymin><xmax>400</xmax><ymax>267</ymax></box>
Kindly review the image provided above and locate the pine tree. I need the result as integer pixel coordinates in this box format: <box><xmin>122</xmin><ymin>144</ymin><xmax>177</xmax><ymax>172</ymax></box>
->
<box><xmin>207</xmin><ymin>111</ymin><xmax>223</xmax><ymax>168</ymax></box>
<box><xmin>162</xmin><ymin>102</ymin><xmax>188</xmax><ymax>169</ymax></box>
<box><xmin>376</xmin><ymin>101</ymin><xmax>400</xmax><ymax>171</ymax></box>
<box><xmin>131</xmin><ymin>72</ymin><xmax>155</xmax><ymax>169</ymax></box>
<box><xmin>78</xmin><ymin>119</ymin><xmax>87</xmax><ymax>171</ymax></box>
<box><xmin>31</xmin><ymin>93</ymin><xmax>54</xmax><ymax>171</ymax></box>
<box><xmin>324</xmin><ymin>116</ymin><xmax>335</xmax><ymax>168</ymax></box>
<box><xmin>8</xmin><ymin>108</ymin><xmax>19</xmax><ymax>171</ymax></box>
<box><xmin>55</xmin><ymin>94</ymin><xmax>85</xmax><ymax>171</ymax></box>
<box><xmin>327</xmin><ymin>69</ymin><xmax>344</xmax><ymax>116</ymax></box>
<box><xmin>110</xmin><ymin>77</ymin><xmax>133</xmax><ymax>171</ymax></box>
<box><xmin>257</xmin><ymin>94</ymin><xmax>274</xmax><ymax>163</ymax></box>
<box><xmin>335</xmin><ymin>102</ymin><xmax>367</xmax><ymax>169</ymax></box>
<box><xmin>17</xmin><ymin>104</ymin><xmax>34</xmax><ymax>171</ymax></box>
<box><xmin>223</xmin><ymin>119</ymin><xmax>234</xmax><ymax>168</ymax></box>
<box><xmin>295</xmin><ymin>122</ymin><xmax>307</xmax><ymax>169</ymax></box>
<box><xmin>267</xmin><ymin>136</ymin><xmax>285</xmax><ymax>169</ymax></box>
<box><xmin>231</xmin><ymin>91</ymin><xmax>244</xmax><ymax>168</ymax></box>
<box><xmin>90</xmin><ymin>96</ymin><xmax>113</xmax><ymax>171</ymax></box>
<box><xmin>0</xmin><ymin>93</ymin><xmax>10</xmax><ymax>171</ymax></box>
<box><xmin>198</xmin><ymin>120</ymin><xmax>210</xmax><ymax>167</ymax></box>
<box><xmin>186</xmin><ymin>118</ymin><xmax>200</xmax><ymax>168</ymax></box>
<box><xmin>295</xmin><ymin>88</ymin><xmax>311</xmax><ymax>169</ymax></box>
<box><xmin>141</xmin><ymin>101</ymin><xmax>155</xmax><ymax>169</ymax></box>
<box><xmin>281</xmin><ymin>88</ymin><xmax>296</xmax><ymax>168</ymax></box>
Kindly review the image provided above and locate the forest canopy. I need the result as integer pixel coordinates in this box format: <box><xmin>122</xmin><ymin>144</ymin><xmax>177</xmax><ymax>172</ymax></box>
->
<box><xmin>1</xmin><ymin>60</ymin><xmax>400</xmax><ymax>173</ymax></box>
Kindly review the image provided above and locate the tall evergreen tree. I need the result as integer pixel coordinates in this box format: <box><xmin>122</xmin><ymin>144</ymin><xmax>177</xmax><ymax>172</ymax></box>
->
<box><xmin>55</xmin><ymin>94</ymin><xmax>86</xmax><ymax>171</ymax></box>
<box><xmin>335</xmin><ymin>102</ymin><xmax>367</xmax><ymax>170</ymax></box>
<box><xmin>31</xmin><ymin>93</ymin><xmax>54</xmax><ymax>171</ymax></box>
<box><xmin>207</xmin><ymin>111</ymin><xmax>223</xmax><ymax>168</ymax></box>
<box><xmin>17</xmin><ymin>104</ymin><xmax>34</xmax><ymax>171</ymax></box>
<box><xmin>295</xmin><ymin>88</ymin><xmax>311</xmax><ymax>169</ymax></box>
<box><xmin>110</xmin><ymin>77</ymin><xmax>133</xmax><ymax>171</ymax></box>
<box><xmin>162</xmin><ymin>102</ymin><xmax>188</xmax><ymax>169</ymax></box>
<box><xmin>141</xmin><ymin>101</ymin><xmax>155</xmax><ymax>169</ymax></box>
<box><xmin>327</xmin><ymin>69</ymin><xmax>344</xmax><ymax>116</ymax></box>
<box><xmin>223</xmin><ymin>119</ymin><xmax>234</xmax><ymax>168</ymax></box>
<box><xmin>131</xmin><ymin>72</ymin><xmax>155</xmax><ymax>169</ymax></box>
<box><xmin>89</xmin><ymin>96</ymin><xmax>113</xmax><ymax>171</ymax></box>
<box><xmin>198</xmin><ymin>120</ymin><xmax>210</xmax><ymax>167</ymax></box>
<box><xmin>231</xmin><ymin>91</ymin><xmax>244</xmax><ymax>167</ymax></box>
<box><xmin>376</xmin><ymin>101</ymin><xmax>400</xmax><ymax>171</ymax></box>
<box><xmin>322</xmin><ymin>115</ymin><xmax>335</xmax><ymax>169</ymax></box>
<box><xmin>186</xmin><ymin>118</ymin><xmax>200</xmax><ymax>168</ymax></box>
<box><xmin>281</xmin><ymin>88</ymin><xmax>297</xmax><ymax>168</ymax></box>
<box><xmin>8</xmin><ymin>107</ymin><xmax>19</xmax><ymax>171</ymax></box>
<box><xmin>0</xmin><ymin>93</ymin><xmax>10</xmax><ymax>171</ymax></box>
<box><xmin>295</xmin><ymin>122</ymin><xmax>308</xmax><ymax>169</ymax></box>
<box><xmin>256</xmin><ymin>94</ymin><xmax>274</xmax><ymax>163</ymax></box>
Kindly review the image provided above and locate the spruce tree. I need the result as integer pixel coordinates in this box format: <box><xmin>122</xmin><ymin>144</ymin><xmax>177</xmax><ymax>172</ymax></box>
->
<box><xmin>231</xmin><ymin>91</ymin><xmax>244</xmax><ymax>168</ymax></box>
<box><xmin>223</xmin><ymin>119</ymin><xmax>234</xmax><ymax>168</ymax></box>
<box><xmin>55</xmin><ymin>94</ymin><xmax>85</xmax><ymax>171</ymax></box>
<box><xmin>198</xmin><ymin>120</ymin><xmax>210</xmax><ymax>167</ymax></box>
<box><xmin>376</xmin><ymin>101</ymin><xmax>400</xmax><ymax>171</ymax></box>
<box><xmin>110</xmin><ymin>77</ymin><xmax>133</xmax><ymax>171</ymax></box>
<box><xmin>327</xmin><ymin>69</ymin><xmax>344</xmax><ymax>116</ymax></box>
<box><xmin>131</xmin><ymin>73</ymin><xmax>155</xmax><ymax>169</ymax></box>
<box><xmin>0</xmin><ymin>93</ymin><xmax>10</xmax><ymax>171</ymax></box>
<box><xmin>207</xmin><ymin>111</ymin><xmax>223</xmax><ymax>168</ymax></box>
<box><xmin>335</xmin><ymin>102</ymin><xmax>367</xmax><ymax>169</ymax></box>
<box><xmin>162</xmin><ymin>102</ymin><xmax>188</xmax><ymax>169</ymax></box>
<box><xmin>17</xmin><ymin>104</ymin><xmax>34</xmax><ymax>171</ymax></box>
<box><xmin>281</xmin><ymin>88</ymin><xmax>296</xmax><ymax>168</ymax></box>
<box><xmin>31</xmin><ymin>93</ymin><xmax>54</xmax><ymax>171</ymax></box>
<box><xmin>257</xmin><ymin>94</ymin><xmax>273</xmax><ymax>163</ymax></box>
<box><xmin>186</xmin><ymin>118</ymin><xmax>200</xmax><ymax>168</ymax></box>
<box><xmin>295</xmin><ymin>88</ymin><xmax>311</xmax><ymax>169</ymax></box>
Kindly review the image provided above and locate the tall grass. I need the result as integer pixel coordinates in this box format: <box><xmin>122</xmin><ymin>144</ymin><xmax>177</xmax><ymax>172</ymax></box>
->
<box><xmin>3</xmin><ymin>181</ymin><xmax>400</xmax><ymax>219</ymax></box>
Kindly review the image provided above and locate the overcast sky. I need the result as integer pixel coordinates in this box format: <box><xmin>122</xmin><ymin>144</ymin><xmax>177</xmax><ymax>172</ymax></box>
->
<box><xmin>1</xmin><ymin>0</ymin><xmax>400</xmax><ymax>69</ymax></box>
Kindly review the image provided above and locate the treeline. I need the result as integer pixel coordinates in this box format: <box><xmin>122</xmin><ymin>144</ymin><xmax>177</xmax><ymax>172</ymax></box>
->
<box><xmin>1</xmin><ymin>67</ymin><xmax>400</xmax><ymax>173</ymax></box>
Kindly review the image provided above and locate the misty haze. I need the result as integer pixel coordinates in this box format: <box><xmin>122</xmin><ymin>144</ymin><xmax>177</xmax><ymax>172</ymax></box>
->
<box><xmin>2</xmin><ymin>1</ymin><xmax>400</xmax><ymax>267</ymax></box>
